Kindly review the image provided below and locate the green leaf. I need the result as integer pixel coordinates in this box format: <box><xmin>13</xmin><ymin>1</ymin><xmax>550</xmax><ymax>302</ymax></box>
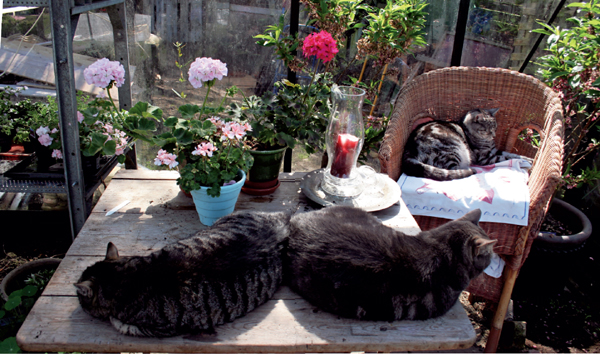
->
<box><xmin>129</xmin><ymin>101</ymin><xmax>163</xmax><ymax>121</ymax></box>
<box><xmin>179</xmin><ymin>104</ymin><xmax>201</xmax><ymax>119</ymax></box>
<box><xmin>4</xmin><ymin>296</ymin><xmax>21</xmax><ymax>311</ymax></box>
<box><xmin>173</xmin><ymin>128</ymin><xmax>194</xmax><ymax>145</ymax></box>
<box><xmin>102</xmin><ymin>139</ymin><xmax>117</xmax><ymax>156</ymax></box>
<box><xmin>548</xmin><ymin>71</ymin><xmax>570</xmax><ymax>81</ymax></box>
<box><xmin>572</xmin><ymin>64</ymin><xmax>584</xmax><ymax>73</ymax></box>
<box><xmin>164</xmin><ymin>117</ymin><xmax>180</xmax><ymax>128</ymax></box>
<box><xmin>567</xmin><ymin>2</ymin><xmax>590</xmax><ymax>8</ymax></box>
<box><xmin>0</xmin><ymin>337</ymin><xmax>21</xmax><ymax>353</ymax></box>
<box><xmin>21</xmin><ymin>285</ymin><xmax>38</xmax><ymax>297</ymax></box>
<box><xmin>135</xmin><ymin>117</ymin><xmax>157</xmax><ymax>131</ymax></box>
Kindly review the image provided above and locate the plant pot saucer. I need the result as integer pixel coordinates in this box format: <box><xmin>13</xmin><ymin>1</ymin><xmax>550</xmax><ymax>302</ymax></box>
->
<box><xmin>242</xmin><ymin>179</ymin><xmax>281</xmax><ymax>196</ymax></box>
<box><xmin>0</xmin><ymin>151</ymin><xmax>33</xmax><ymax>161</ymax></box>
<box><xmin>244</xmin><ymin>178</ymin><xmax>279</xmax><ymax>189</ymax></box>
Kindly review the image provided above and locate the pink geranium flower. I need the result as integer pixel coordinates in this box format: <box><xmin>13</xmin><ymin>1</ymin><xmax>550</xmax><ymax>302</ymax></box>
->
<box><xmin>36</xmin><ymin>126</ymin><xmax>49</xmax><ymax>137</ymax></box>
<box><xmin>231</xmin><ymin>123</ymin><xmax>247</xmax><ymax>140</ymax></box>
<box><xmin>38</xmin><ymin>134</ymin><xmax>53</xmax><ymax>147</ymax></box>
<box><xmin>51</xmin><ymin>149</ymin><xmax>63</xmax><ymax>159</ymax></box>
<box><xmin>219</xmin><ymin>122</ymin><xmax>248</xmax><ymax>141</ymax></box>
<box><xmin>154</xmin><ymin>149</ymin><xmax>179</xmax><ymax>169</ymax></box>
<box><xmin>302</xmin><ymin>30</ymin><xmax>338</xmax><ymax>63</ymax></box>
<box><xmin>188</xmin><ymin>57</ymin><xmax>228</xmax><ymax>88</ymax></box>
<box><xmin>192</xmin><ymin>142</ymin><xmax>218</xmax><ymax>157</ymax></box>
<box><xmin>84</xmin><ymin>58</ymin><xmax>126</xmax><ymax>88</ymax></box>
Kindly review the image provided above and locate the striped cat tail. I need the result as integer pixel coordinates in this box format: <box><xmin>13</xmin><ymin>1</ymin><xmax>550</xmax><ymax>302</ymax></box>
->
<box><xmin>403</xmin><ymin>158</ymin><xmax>476</xmax><ymax>181</ymax></box>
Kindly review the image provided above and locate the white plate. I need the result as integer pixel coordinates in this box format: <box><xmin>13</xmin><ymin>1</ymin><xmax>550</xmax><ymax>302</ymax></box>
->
<box><xmin>300</xmin><ymin>168</ymin><xmax>401</xmax><ymax>212</ymax></box>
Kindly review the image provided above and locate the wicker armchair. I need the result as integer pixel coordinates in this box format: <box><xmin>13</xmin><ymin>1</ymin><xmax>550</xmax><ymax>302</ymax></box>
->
<box><xmin>379</xmin><ymin>66</ymin><xmax>564</xmax><ymax>350</ymax></box>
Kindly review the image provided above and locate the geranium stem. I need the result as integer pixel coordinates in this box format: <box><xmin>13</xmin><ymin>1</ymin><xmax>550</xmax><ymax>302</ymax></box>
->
<box><xmin>301</xmin><ymin>59</ymin><xmax>320</xmax><ymax>106</ymax></box>
<box><xmin>200</xmin><ymin>80</ymin><xmax>214</xmax><ymax>118</ymax></box>
<box><xmin>106</xmin><ymin>87</ymin><xmax>125</xmax><ymax>122</ymax></box>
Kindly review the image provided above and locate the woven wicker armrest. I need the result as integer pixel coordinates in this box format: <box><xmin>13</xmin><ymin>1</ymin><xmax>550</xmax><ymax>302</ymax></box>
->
<box><xmin>516</xmin><ymin>97</ymin><xmax>564</xmax><ymax>256</ymax></box>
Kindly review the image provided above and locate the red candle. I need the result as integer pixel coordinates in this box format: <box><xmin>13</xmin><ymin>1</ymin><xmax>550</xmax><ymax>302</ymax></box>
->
<box><xmin>330</xmin><ymin>133</ymin><xmax>359</xmax><ymax>178</ymax></box>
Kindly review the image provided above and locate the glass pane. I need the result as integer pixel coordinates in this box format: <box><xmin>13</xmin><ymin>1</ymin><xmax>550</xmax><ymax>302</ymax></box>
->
<box><xmin>518</xmin><ymin>0</ymin><xmax>580</xmax><ymax>76</ymax></box>
<box><xmin>124</xmin><ymin>0</ymin><xmax>287</xmax><ymax>169</ymax></box>
<box><xmin>411</xmin><ymin>0</ymin><xmax>460</xmax><ymax>70</ymax></box>
<box><xmin>459</xmin><ymin>0</ymin><xmax>578</xmax><ymax>71</ymax></box>
<box><xmin>362</xmin><ymin>0</ymin><xmax>461</xmax><ymax>118</ymax></box>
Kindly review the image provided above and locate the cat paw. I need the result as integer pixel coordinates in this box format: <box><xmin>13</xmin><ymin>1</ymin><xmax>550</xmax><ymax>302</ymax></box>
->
<box><xmin>110</xmin><ymin>317</ymin><xmax>152</xmax><ymax>337</ymax></box>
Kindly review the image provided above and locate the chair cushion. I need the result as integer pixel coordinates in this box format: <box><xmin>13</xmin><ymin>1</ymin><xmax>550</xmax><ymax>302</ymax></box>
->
<box><xmin>398</xmin><ymin>159</ymin><xmax>531</xmax><ymax>226</ymax></box>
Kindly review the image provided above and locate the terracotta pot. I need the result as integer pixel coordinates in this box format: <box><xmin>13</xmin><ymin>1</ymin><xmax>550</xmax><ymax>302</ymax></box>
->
<box><xmin>0</xmin><ymin>144</ymin><xmax>32</xmax><ymax>161</ymax></box>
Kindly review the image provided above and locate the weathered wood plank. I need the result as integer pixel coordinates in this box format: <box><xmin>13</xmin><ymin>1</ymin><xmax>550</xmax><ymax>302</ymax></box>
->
<box><xmin>112</xmin><ymin>169</ymin><xmax>179</xmax><ymax>180</ymax></box>
<box><xmin>43</xmin><ymin>256</ymin><xmax>103</xmax><ymax>296</ymax></box>
<box><xmin>18</xmin><ymin>292</ymin><xmax>474</xmax><ymax>353</ymax></box>
<box><xmin>91</xmin><ymin>179</ymin><xmax>302</xmax><ymax>215</ymax></box>
<box><xmin>112</xmin><ymin>169</ymin><xmax>307</xmax><ymax>182</ymax></box>
<box><xmin>372</xmin><ymin>201</ymin><xmax>421</xmax><ymax>235</ymax></box>
<box><xmin>68</xmin><ymin>212</ymin><xmax>203</xmax><ymax>257</ymax></box>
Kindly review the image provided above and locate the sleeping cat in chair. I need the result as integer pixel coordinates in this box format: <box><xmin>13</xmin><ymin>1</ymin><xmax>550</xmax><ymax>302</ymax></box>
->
<box><xmin>402</xmin><ymin>108</ymin><xmax>533</xmax><ymax>181</ymax></box>
<box><xmin>76</xmin><ymin>205</ymin><xmax>496</xmax><ymax>336</ymax></box>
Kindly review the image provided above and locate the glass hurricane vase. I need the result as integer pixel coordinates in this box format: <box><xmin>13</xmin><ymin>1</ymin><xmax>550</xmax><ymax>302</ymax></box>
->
<box><xmin>321</xmin><ymin>85</ymin><xmax>366</xmax><ymax>197</ymax></box>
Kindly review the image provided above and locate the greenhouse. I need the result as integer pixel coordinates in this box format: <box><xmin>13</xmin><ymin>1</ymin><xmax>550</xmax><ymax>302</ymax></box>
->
<box><xmin>0</xmin><ymin>0</ymin><xmax>598</xmax><ymax>352</ymax></box>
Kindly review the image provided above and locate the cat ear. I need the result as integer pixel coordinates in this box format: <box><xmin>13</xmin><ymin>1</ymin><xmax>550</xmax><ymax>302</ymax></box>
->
<box><xmin>74</xmin><ymin>280</ymin><xmax>94</xmax><ymax>298</ymax></box>
<box><xmin>488</xmin><ymin>108</ymin><xmax>500</xmax><ymax>116</ymax></box>
<box><xmin>105</xmin><ymin>242</ymin><xmax>120</xmax><ymax>261</ymax></box>
<box><xmin>474</xmin><ymin>238</ymin><xmax>497</xmax><ymax>256</ymax></box>
<box><xmin>459</xmin><ymin>209</ymin><xmax>482</xmax><ymax>225</ymax></box>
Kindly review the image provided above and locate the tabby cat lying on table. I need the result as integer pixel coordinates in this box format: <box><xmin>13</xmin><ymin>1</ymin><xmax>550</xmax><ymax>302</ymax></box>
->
<box><xmin>76</xmin><ymin>206</ymin><xmax>496</xmax><ymax>336</ymax></box>
<box><xmin>403</xmin><ymin>108</ymin><xmax>532</xmax><ymax>181</ymax></box>
<box><xmin>287</xmin><ymin>206</ymin><xmax>496</xmax><ymax>321</ymax></box>
<box><xmin>75</xmin><ymin>211</ymin><xmax>290</xmax><ymax>337</ymax></box>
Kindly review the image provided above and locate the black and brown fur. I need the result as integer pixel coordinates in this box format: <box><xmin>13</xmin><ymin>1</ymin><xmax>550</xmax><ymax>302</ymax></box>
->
<box><xmin>75</xmin><ymin>211</ymin><xmax>290</xmax><ymax>337</ymax></box>
<box><xmin>402</xmin><ymin>108</ymin><xmax>530</xmax><ymax>180</ymax></box>
<box><xmin>286</xmin><ymin>206</ymin><xmax>496</xmax><ymax>321</ymax></box>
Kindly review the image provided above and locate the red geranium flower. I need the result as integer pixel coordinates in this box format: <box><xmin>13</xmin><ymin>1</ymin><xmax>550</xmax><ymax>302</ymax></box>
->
<box><xmin>302</xmin><ymin>30</ymin><xmax>338</xmax><ymax>63</ymax></box>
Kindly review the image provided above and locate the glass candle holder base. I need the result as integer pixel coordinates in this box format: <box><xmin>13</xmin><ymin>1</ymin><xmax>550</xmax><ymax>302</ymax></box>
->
<box><xmin>321</xmin><ymin>169</ymin><xmax>364</xmax><ymax>197</ymax></box>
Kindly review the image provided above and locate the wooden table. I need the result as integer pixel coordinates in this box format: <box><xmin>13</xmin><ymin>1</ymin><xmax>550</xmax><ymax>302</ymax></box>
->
<box><xmin>17</xmin><ymin>169</ymin><xmax>476</xmax><ymax>353</ymax></box>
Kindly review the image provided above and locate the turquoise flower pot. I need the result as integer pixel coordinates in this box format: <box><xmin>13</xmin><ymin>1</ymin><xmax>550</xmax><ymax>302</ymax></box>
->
<box><xmin>189</xmin><ymin>170</ymin><xmax>246</xmax><ymax>226</ymax></box>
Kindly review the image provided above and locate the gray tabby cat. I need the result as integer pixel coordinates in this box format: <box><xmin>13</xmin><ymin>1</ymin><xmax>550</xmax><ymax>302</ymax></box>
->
<box><xmin>403</xmin><ymin>108</ymin><xmax>530</xmax><ymax>180</ymax></box>
<box><xmin>286</xmin><ymin>206</ymin><xmax>496</xmax><ymax>321</ymax></box>
<box><xmin>75</xmin><ymin>211</ymin><xmax>290</xmax><ymax>337</ymax></box>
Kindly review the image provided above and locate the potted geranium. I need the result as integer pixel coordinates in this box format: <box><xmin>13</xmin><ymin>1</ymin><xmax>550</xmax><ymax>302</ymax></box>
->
<box><xmin>151</xmin><ymin>57</ymin><xmax>253</xmax><ymax>225</ymax></box>
<box><xmin>227</xmin><ymin>73</ymin><xmax>333</xmax><ymax>194</ymax></box>
<box><xmin>29</xmin><ymin>58</ymin><xmax>160</xmax><ymax>175</ymax></box>
<box><xmin>254</xmin><ymin>0</ymin><xmax>427</xmax><ymax>170</ymax></box>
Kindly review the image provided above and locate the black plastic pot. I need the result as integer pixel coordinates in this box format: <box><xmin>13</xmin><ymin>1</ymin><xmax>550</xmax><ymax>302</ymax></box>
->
<box><xmin>514</xmin><ymin>198</ymin><xmax>592</xmax><ymax>297</ymax></box>
<box><xmin>535</xmin><ymin>198</ymin><xmax>592</xmax><ymax>253</ymax></box>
